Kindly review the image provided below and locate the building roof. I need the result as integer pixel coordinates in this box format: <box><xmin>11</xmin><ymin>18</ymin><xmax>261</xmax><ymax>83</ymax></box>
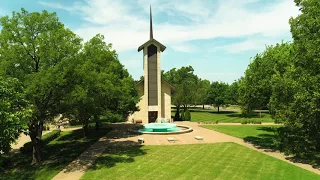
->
<box><xmin>136</xmin><ymin>78</ymin><xmax>175</xmax><ymax>93</ymax></box>
<box><xmin>138</xmin><ymin>38</ymin><xmax>166</xmax><ymax>52</ymax></box>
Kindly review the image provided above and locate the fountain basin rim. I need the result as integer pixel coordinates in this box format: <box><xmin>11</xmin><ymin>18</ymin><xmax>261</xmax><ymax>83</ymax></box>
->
<box><xmin>130</xmin><ymin>124</ymin><xmax>193</xmax><ymax>135</ymax></box>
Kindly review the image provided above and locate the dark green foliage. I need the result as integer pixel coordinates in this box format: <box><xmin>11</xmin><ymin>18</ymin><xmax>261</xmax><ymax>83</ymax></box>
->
<box><xmin>61</xmin><ymin>34</ymin><xmax>139</xmax><ymax>137</ymax></box>
<box><xmin>20</xmin><ymin>130</ymin><xmax>61</xmax><ymax>154</ymax></box>
<box><xmin>239</xmin><ymin>42</ymin><xmax>293</xmax><ymax>116</ymax></box>
<box><xmin>207</xmin><ymin>81</ymin><xmax>229</xmax><ymax>112</ymax></box>
<box><xmin>0</xmin><ymin>155</ymin><xmax>9</xmax><ymax>172</ymax></box>
<box><xmin>163</xmin><ymin>66</ymin><xmax>199</xmax><ymax>111</ymax></box>
<box><xmin>185</xmin><ymin>109</ymin><xmax>191</xmax><ymax>121</ymax></box>
<box><xmin>269</xmin><ymin>0</ymin><xmax>320</xmax><ymax>158</ymax></box>
<box><xmin>174</xmin><ymin>110</ymin><xmax>180</xmax><ymax>121</ymax></box>
<box><xmin>241</xmin><ymin>119</ymin><xmax>248</xmax><ymax>124</ymax></box>
<box><xmin>0</xmin><ymin>77</ymin><xmax>30</xmax><ymax>153</ymax></box>
<box><xmin>0</xmin><ymin>8</ymin><xmax>82</xmax><ymax>163</ymax></box>
<box><xmin>180</xmin><ymin>110</ymin><xmax>185</xmax><ymax>121</ymax></box>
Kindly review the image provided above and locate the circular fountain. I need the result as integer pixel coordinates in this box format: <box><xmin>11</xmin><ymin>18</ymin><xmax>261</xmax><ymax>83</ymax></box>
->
<box><xmin>137</xmin><ymin>123</ymin><xmax>193</xmax><ymax>134</ymax></box>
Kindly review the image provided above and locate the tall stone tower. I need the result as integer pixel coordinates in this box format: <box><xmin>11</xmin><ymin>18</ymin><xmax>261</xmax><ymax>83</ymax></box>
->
<box><xmin>130</xmin><ymin>5</ymin><xmax>173</xmax><ymax>124</ymax></box>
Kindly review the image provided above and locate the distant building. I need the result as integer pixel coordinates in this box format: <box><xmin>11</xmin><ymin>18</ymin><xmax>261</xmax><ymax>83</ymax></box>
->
<box><xmin>129</xmin><ymin>6</ymin><xmax>174</xmax><ymax>124</ymax></box>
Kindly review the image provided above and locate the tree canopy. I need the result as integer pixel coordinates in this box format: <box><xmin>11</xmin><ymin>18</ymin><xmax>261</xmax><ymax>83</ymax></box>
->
<box><xmin>0</xmin><ymin>9</ymin><xmax>138</xmax><ymax>163</ymax></box>
<box><xmin>238</xmin><ymin>42</ymin><xmax>293</xmax><ymax>116</ymax></box>
<box><xmin>0</xmin><ymin>77</ymin><xmax>30</xmax><ymax>153</ymax></box>
<box><xmin>269</xmin><ymin>0</ymin><xmax>320</xmax><ymax>156</ymax></box>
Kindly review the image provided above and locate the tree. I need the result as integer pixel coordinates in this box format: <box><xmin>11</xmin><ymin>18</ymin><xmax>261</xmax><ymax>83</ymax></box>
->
<box><xmin>184</xmin><ymin>109</ymin><xmax>191</xmax><ymax>121</ymax></box>
<box><xmin>225</xmin><ymin>79</ymin><xmax>240</xmax><ymax>105</ymax></box>
<box><xmin>0</xmin><ymin>77</ymin><xmax>30</xmax><ymax>153</ymax></box>
<box><xmin>61</xmin><ymin>34</ymin><xmax>139</xmax><ymax>136</ymax></box>
<box><xmin>163</xmin><ymin>66</ymin><xmax>199</xmax><ymax>113</ymax></box>
<box><xmin>0</xmin><ymin>9</ymin><xmax>82</xmax><ymax>163</ymax></box>
<box><xmin>207</xmin><ymin>81</ymin><xmax>229</xmax><ymax>113</ymax></box>
<box><xmin>239</xmin><ymin>42</ymin><xmax>293</xmax><ymax>116</ymax></box>
<box><xmin>195</xmin><ymin>79</ymin><xmax>210</xmax><ymax>109</ymax></box>
<box><xmin>180</xmin><ymin>109</ymin><xmax>185</xmax><ymax>121</ymax></box>
<box><xmin>269</xmin><ymin>0</ymin><xmax>320</xmax><ymax>156</ymax></box>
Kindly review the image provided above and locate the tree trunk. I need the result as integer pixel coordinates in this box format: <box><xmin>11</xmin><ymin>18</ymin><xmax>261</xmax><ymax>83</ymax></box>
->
<box><xmin>38</xmin><ymin>121</ymin><xmax>43</xmax><ymax>139</ymax></box>
<box><xmin>260</xmin><ymin>109</ymin><xmax>262</xmax><ymax>118</ymax></box>
<box><xmin>218</xmin><ymin>106</ymin><xmax>220</xmax><ymax>113</ymax></box>
<box><xmin>94</xmin><ymin>115</ymin><xmax>100</xmax><ymax>131</ymax></box>
<box><xmin>203</xmin><ymin>104</ymin><xmax>204</xmax><ymax>109</ymax></box>
<box><xmin>29</xmin><ymin>124</ymin><xmax>41</xmax><ymax>164</ymax></box>
<box><xmin>83</xmin><ymin>119</ymin><xmax>89</xmax><ymax>137</ymax></box>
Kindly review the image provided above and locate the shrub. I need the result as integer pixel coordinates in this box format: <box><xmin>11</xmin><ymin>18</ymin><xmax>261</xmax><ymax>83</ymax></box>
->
<box><xmin>174</xmin><ymin>111</ymin><xmax>180</xmax><ymax>121</ymax></box>
<box><xmin>0</xmin><ymin>156</ymin><xmax>9</xmax><ymax>172</ymax></box>
<box><xmin>20</xmin><ymin>130</ymin><xmax>61</xmax><ymax>154</ymax></box>
<box><xmin>241</xmin><ymin>119</ymin><xmax>248</xmax><ymax>124</ymax></box>
<box><xmin>215</xmin><ymin>120</ymin><xmax>219</xmax><ymax>124</ymax></box>
<box><xmin>253</xmin><ymin>120</ymin><xmax>262</xmax><ymax>124</ymax></box>
<box><xmin>184</xmin><ymin>109</ymin><xmax>191</xmax><ymax>121</ymax></box>
<box><xmin>180</xmin><ymin>110</ymin><xmax>185</xmax><ymax>121</ymax></box>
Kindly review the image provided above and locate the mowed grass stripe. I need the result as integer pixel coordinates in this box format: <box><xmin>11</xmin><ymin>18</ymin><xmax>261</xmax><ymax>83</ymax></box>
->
<box><xmin>81</xmin><ymin>143</ymin><xmax>320</xmax><ymax>180</ymax></box>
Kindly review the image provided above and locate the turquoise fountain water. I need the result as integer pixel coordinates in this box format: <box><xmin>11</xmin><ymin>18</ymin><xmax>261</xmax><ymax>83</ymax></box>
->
<box><xmin>139</xmin><ymin>123</ymin><xmax>181</xmax><ymax>132</ymax></box>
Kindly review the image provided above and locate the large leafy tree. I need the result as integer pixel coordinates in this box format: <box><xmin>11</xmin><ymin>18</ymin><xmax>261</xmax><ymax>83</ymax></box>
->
<box><xmin>225</xmin><ymin>79</ymin><xmax>240</xmax><ymax>105</ymax></box>
<box><xmin>163</xmin><ymin>66</ymin><xmax>199</xmax><ymax>119</ymax></box>
<box><xmin>195</xmin><ymin>79</ymin><xmax>210</xmax><ymax>109</ymax></box>
<box><xmin>0</xmin><ymin>77</ymin><xmax>30</xmax><ymax>153</ymax></box>
<box><xmin>239</xmin><ymin>42</ymin><xmax>293</xmax><ymax>116</ymax></box>
<box><xmin>0</xmin><ymin>9</ymin><xmax>82</xmax><ymax>163</ymax></box>
<box><xmin>207</xmin><ymin>81</ymin><xmax>229</xmax><ymax>113</ymax></box>
<box><xmin>61</xmin><ymin>34</ymin><xmax>139</xmax><ymax>136</ymax></box>
<box><xmin>270</xmin><ymin>0</ymin><xmax>320</xmax><ymax>156</ymax></box>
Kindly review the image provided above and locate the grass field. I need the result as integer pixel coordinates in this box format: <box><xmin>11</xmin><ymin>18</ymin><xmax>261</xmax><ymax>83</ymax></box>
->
<box><xmin>81</xmin><ymin>143</ymin><xmax>320</xmax><ymax>180</ymax></box>
<box><xmin>2</xmin><ymin>128</ymin><xmax>111</xmax><ymax>180</ymax></box>
<box><xmin>202</xmin><ymin>125</ymin><xmax>281</xmax><ymax>149</ymax></box>
<box><xmin>172</xmin><ymin>108</ymin><xmax>274</xmax><ymax>123</ymax></box>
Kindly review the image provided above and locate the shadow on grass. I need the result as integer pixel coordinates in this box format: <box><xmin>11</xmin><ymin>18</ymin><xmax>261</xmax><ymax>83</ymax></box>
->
<box><xmin>88</xmin><ymin>144</ymin><xmax>147</xmax><ymax>171</ymax></box>
<box><xmin>2</xmin><ymin>125</ymin><xmax>143</xmax><ymax>180</ymax></box>
<box><xmin>285</xmin><ymin>155</ymin><xmax>320</xmax><ymax>170</ymax></box>
<box><xmin>243</xmin><ymin>126</ymin><xmax>320</xmax><ymax>169</ymax></box>
<box><xmin>243</xmin><ymin>127</ymin><xmax>279</xmax><ymax>150</ymax></box>
<box><xmin>226</xmin><ymin>112</ymin><xmax>269</xmax><ymax>118</ymax></box>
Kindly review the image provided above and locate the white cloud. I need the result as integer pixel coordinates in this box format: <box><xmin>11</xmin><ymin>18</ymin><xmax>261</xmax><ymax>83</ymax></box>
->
<box><xmin>39</xmin><ymin>0</ymin><xmax>300</xmax><ymax>53</ymax></box>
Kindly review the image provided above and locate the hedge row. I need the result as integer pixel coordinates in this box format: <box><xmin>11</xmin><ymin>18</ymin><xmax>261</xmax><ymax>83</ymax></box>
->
<box><xmin>20</xmin><ymin>130</ymin><xmax>61</xmax><ymax>154</ymax></box>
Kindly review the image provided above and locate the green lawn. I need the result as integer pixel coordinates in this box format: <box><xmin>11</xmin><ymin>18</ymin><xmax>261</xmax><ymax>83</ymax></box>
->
<box><xmin>172</xmin><ymin>109</ymin><xmax>274</xmax><ymax>123</ymax></box>
<box><xmin>2</xmin><ymin>127</ymin><xmax>111</xmax><ymax>180</ymax></box>
<box><xmin>81</xmin><ymin>143</ymin><xmax>320</xmax><ymax>180</ymax></box>
<box><xmin>202</xmin><ymin>125</ymin><xmax>281</xmax><ymax>149</ymax></box>
<box><xmin>202</xmin><ymin>125</ymin><xmax>320</xmax><ymax>167</ymax></box>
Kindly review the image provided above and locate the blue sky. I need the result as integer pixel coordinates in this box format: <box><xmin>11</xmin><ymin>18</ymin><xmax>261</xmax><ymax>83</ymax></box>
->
<box><xmin>0</xmin><ymin>0</ymin><xmax>300</xmax><ymax>84</ymax></box>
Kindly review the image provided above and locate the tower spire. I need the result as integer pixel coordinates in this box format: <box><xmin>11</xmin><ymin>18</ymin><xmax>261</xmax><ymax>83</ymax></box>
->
<box><xmin>150</xmin><ymin>5</ymin><xmax>153</xmax><ymax>39</ymax></box>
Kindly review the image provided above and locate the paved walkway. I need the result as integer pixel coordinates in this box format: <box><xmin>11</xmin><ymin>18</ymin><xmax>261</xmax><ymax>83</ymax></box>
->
<box><xmin>52</xmin><ymin>122</ymin><xmax>320</xmax><ymax>180</ymax></box>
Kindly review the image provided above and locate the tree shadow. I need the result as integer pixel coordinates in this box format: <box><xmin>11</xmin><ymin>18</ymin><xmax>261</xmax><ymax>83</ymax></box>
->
<box><xmin>2</xmin><ymin>125</ymin><xmax>143</xmax><ymax>179</ymax></box>
<box><xmin>88</xmin><ymin>144</ymin><xmax>147</xmax><ymax>170</ymax></box>
<box><xmin>285</xmin><ymin>155</ymin><xmax>320</xmax><ymax>170</ymax></box>
<box><xmin>227</xmin><ymin>112</ymin><xmax>268</xmax><ymax>118</ymax></box>
<box><xmin>243</xmin><ymin>127</ymin><xmax>278</xmax><ymax>150</ymax></box>
<box><xmin>208</xmin><ymin>111</ymin><xmax>237</xmax><ymax>114</ymax></box>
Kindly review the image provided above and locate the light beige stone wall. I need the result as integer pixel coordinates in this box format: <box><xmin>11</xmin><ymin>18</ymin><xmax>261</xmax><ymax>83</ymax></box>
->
<box><xmin>161</xmin><ymin>82</ymin><xmax>172</xmax><ymax>121</ymax></box>
<box><xmin>143</xmin><ymin>46</ymin><xmax>149</xmax><ymax>124</ymax></box>
<box><xmin>157</xmin><ymin>47</ymin><xmax>162</xmax><ymax>120</ymax></box>
<box><xmin>128</xmin><ymin>82</ymin><xmax>145</xmax><ymax>123</ymax></box>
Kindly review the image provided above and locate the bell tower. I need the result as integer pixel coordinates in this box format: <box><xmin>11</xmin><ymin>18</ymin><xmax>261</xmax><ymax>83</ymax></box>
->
<box><xmin>138</xmin><ymin>5</ymin><xmax>166</xmax><ymax>123</ymax></box>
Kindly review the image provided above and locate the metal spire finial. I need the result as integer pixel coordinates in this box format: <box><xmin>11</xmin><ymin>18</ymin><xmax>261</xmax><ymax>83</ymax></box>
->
<box><xmin>150</xmin><ymin>5</ymin><xmax>153</xmax><ymax>39</ymax></box>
